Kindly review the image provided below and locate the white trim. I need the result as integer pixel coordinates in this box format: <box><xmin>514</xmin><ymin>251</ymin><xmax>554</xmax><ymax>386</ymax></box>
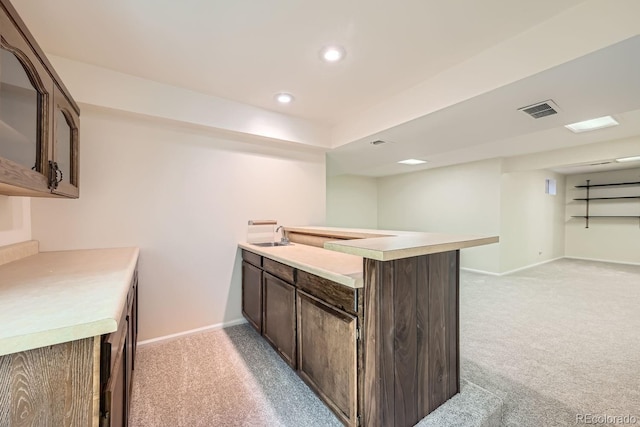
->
<box><xmin>499</xmin><ymin>257</ymin><xmax>564</xmax><ymax>276</ymax></box>
<box><xmin>460</xmin><ymin>267</ymin><xmax>501</xmax><ymax>276</ymax></box>
<box><xmin>461</xmin><ymin>257</ymin><xmax>564</xmax><ymax>277</ymax></box>
<box><xmin>137</xmin><ymin>318</ymin><xmax>248</xmax><ymax>347</ymax></box>
<box><xmin>564</xmin><ymin>256</ymin><xmax>640</xmax><ymax>267</ymax></box>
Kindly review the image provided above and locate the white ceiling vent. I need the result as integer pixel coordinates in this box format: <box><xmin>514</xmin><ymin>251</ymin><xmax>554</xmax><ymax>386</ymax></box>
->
<box><xmin>518</xmin><ymin>100</ymin><xmax>560</xmax><ymax>119</ymax></box>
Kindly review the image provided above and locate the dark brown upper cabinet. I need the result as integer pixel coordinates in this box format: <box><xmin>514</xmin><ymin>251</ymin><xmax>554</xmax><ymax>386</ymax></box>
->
<box><xmin>0</xmin><ymin>0</ymin><xmax>80</xmax><ymax>198</ymax></box>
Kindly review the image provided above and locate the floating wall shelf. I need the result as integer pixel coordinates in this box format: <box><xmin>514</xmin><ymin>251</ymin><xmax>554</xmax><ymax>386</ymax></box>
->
<box><xmin>572</xmin><ymin>180</ymin><xmax>640</xmax><ymax>228</ymax></box>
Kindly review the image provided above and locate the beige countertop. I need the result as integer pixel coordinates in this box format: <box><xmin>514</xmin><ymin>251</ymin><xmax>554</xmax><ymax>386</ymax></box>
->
<box><xmin>240</xmin><ymin>226</ymin><xmax>498</xmax><ymax>286</ymax></box>
<box><xmin>286</xmin><ymin>226</ymin><xmax>499</xmax><ymax>261</ymax></box>
<box><xmin>0</xmin><ymin>247</ymin><xmax>139</xmax><ymax>356</ymax></box>
<box><xmin>238</xmin><ymin>242</ymin><xmax>363</xmax><ymax>288</ymax></box>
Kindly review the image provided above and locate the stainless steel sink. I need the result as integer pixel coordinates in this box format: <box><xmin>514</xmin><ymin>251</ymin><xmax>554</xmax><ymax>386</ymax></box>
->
<box><xmin>252</xmin><ymin>242</ymin><xmax>291</xmax><ymax>247</ymax></box>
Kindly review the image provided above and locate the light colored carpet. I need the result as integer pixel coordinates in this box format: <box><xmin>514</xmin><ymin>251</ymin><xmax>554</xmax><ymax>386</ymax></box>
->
<box><xmin>460</xmin><ymin>258</ymin><xmax>640</xmax><ymax>427</ymax></box>
<box><xmin>129</xmin><ymin>324</ymin><xmax>341</xmax><ymax>426</ymax></box>
<box><xmin>415</xmin><ymin>380</ymin><xmax>502</xmax><ymax>427</ymax></box>
<box><xmin>130</xmin><ymin>258</ymin><xmax>640</xmax><ymax>426</ymax></box>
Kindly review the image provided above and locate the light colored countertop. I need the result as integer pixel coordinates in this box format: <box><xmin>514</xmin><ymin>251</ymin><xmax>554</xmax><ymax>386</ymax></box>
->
<box><xmin>0</xmin><ymin>247</ymin><xmax>139</xmax><ymax>356</ymax></box>
<box><xmin>240</xmin><ymin>226</ymin><xmax>498</xmax><ymax>287</ymax></box>
<box><xmin>286</xmin><ymin>226</ymin><xmax>499</xmax><ymax>261</ymax></box>
<box><xmin>238</xmin><ymin>242</ymin><xmax>363</xmax><ymax>288</ymax></box>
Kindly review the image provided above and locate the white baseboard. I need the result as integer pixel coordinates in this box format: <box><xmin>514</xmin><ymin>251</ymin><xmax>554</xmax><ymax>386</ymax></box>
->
<box><xmin>137</xmin><ymin>318</ymin><xmax>248</xmax><ymax>347</ymax></box>
<box><xmin>564</xmin><ymin>256</ymin><xmax>640</xmax><ymax>267</ymax></box>
<box><xmin>462</xmin><ymin>257</ymin><xmax>564</xmax><ymax>277</ymax></box>
<box><xmin>499</xmin><ymin>257</ymin><xmax>564</xmax><ymax>276</ymax></box>
<box><xmin>460</xmin><ymin>267</ymin><xmax>501</xmax><ymax>276</ymax></box>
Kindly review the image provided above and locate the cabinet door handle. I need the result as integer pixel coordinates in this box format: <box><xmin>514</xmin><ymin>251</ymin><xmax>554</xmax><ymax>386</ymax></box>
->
<box><xmin>48</xmin><ymin>161</ymin><xmax>63</xmax><ymax>189</ymax></box>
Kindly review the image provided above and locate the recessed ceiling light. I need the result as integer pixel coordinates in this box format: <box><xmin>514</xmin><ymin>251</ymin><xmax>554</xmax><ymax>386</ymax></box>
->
<box><xmin>398</xmin><ymin>159</ymin><xmax>427</xmax><ymax>165</ymax></box>
<box><xmin>616</xmin><ymin>155</ymin><xmax>640</xmax><ymax>163</ymax></box>
<box><xmin>564</xmin><ymin>116</ymin><xmax>619</xmax><ymax>133</ymax></box>
<box><xmin>275</xmin><ymin>93</ymin><xmax>294</xmax><ymax>104</ymax></box>
<box><xmin>320</xmin><ymin>46</ymin><xmax>346</xmax><ymax>63</ymax></box>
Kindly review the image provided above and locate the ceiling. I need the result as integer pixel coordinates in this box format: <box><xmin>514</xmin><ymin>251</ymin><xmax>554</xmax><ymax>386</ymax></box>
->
<box><xmin>10</xmin><ymin>0</ymin><xmax>640</xmax><ymax>176</ymax></box>
<box><xmin>12</xmin><ymin>0</ymin><xmax>584</xmax><ymax>126</ymax></box>
<box><xmin>328</xmin><ymin>36</ymin><xmax>640</xmax><ymax>176</ymax></box>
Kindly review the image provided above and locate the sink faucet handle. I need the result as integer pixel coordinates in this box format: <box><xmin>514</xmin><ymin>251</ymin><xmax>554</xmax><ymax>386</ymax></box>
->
<box><xmin>275</xmin><ymin>226</ymin><xmax>290</xmax><ymax>244</ymax></box>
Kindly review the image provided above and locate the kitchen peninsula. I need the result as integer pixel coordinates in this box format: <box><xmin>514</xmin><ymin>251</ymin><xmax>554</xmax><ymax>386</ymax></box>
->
<box><xmin>239</xmin><ymin>226</ymin><xmax>498</xmax><ymax>427</ymax></box>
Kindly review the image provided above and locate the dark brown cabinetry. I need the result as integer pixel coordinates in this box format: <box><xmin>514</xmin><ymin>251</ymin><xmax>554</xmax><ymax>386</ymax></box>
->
<box><xmin>297</xmin><ymin>290</ymin><xmax>358</xmax><ymax>426</ymax></box>
<box><xmin>242</xmin><ymin>259</ymin><xmax>263</xmax><ymax>333</ymax></box>
<box><xmin>0</xmin><ymin>0</ymin><xmax>80</xmax><ymax>198</ymax></box>
<box><xmin>241</xmin><ymin>242</ymin><xmax>464</xmax><ymax>427</ymax></box>
<box><xmin>241</xmin><ymin>248</ymin><xmax>361</xmax><ymax>426</ymax></box>
<box><xmin>263</xmin><ymin>272</ymin><xmax>297</xmax><ymax>368</ymax></box>
<box><xmin>101</xmin><ymin>271</ymin><xmax>138</xmax><ymax>427</ymax></box>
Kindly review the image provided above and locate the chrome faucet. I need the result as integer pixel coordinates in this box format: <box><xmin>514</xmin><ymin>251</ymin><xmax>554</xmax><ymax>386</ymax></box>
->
<box><xmin>275</xmin><ymin>226</ymin><xmax>290</xmax><ymax>245</ymax></box>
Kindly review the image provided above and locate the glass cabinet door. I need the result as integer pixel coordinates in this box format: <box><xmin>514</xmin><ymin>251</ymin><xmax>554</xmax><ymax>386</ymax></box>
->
<box><xmin>0</xmin><ymin>2</ymin><xmax>79</xmax><ymax>198</ymax></box>
<box><xmin>55</xmin><ymin>110</ymin><xmax>72</xmax><ymax>183</ymax></box>
<box><xmin>51</xmin><ymin>85</ymin><xmax>79</xmax><ymax>197</ymax></box>
<box><xmin>0</xmin><ymin>47</ymin><xmax>45</xmax><ymax>173</ymax></box>
<box><xmin>0</xmin><ymin>2</ymin><xmax>53</xmax><ymax>194</ymax></box>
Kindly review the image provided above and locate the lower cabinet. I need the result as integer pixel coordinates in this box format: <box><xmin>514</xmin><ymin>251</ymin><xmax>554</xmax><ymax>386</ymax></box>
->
<box><xmin>297</xmin><ymin>290</ymin><xmax>358</xmax><ymax>426</ymax></box>
<box><xmin>262</xmin><ymin>272</ymin><xmax>297</xmax><ymax>368</ymax></box>
<box><xmin>0</xmin><ymin>270</ymin><xmax>138</xmax><ymax>427</ymax></box>
<box><xmin>241</xmin><ymin>249</ymin><xmax>361</xmax><ymax>426</ymax></box>
<box><xmin>242</xmin><ymin>260</ymin><xmax>263</xmax><ymax>333</ymax></box>
<box><xmin>100</xmin><ymin>271</ymin><xmax>138</xmax><ymax>427</ymax></box>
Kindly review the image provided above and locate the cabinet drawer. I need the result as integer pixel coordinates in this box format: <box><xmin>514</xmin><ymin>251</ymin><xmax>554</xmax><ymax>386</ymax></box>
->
<box><xmin>297</xmin><ymin>270</ymin><xmax>360</xmax><ymax>316</ymax></box>
<box><xmin>263</xmin><ymin>257</ymin><xmax>295</xmax><ymax>284</ymax></box>
<box><xmin>242</xmin><ymin>250</ymin><xmax>262</xmax><ymax>268</ymax></box>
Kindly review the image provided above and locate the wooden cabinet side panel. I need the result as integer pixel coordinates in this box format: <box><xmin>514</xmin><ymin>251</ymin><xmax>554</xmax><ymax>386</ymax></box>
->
<box><xmin>297</xmin><ymin>291</ymin><xmax>358</xmax><ymax>426</ymax></box>
<box><xmin>363</xmin><ymin>258</ymin><xmax>395</xmax><ymax>427</ymax></box>
<box><xmin>427</xmin><ymin>251</ymin><xmax>459</xmax><ymax>409</ymax></box>
<box><xmin>393</xmin><ymin>257</ymin><xmax>419</xmax><ymax>426</ymax></box>
<box><xmin>0</xmin><ymin>337</ymin><xmax>95</xmax><ymax>427</ymax></box>
<box><xmin>92</xmin><ymin>336</ymin><xmax>101</xmax><ymax>427</ymax></box>
<box><xmin>262</xmin><ymin>272</ymin><xmax>296</xmax><ymax>368</ymax></box>
<box><xmin>0</xmin><ymin>354</ymin><xmax>11</xmax><ymax>426</ymax></box>
<box><xmin>364</xmin><ymin>252</ymin><xmax>460</xmax><ymax>427</ymax></box>
<box><xmin>242</xmin><ymin>261</ymin><xmax>263</xmax><ymax>333</ymax></box>
<box><xmin>416</xmin><ymin>256</ymin><xmax>430</xmax><ymax>416</ymax></box>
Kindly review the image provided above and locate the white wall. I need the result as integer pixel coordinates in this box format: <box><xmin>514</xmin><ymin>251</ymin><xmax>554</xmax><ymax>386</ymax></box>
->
<box><xmin>500</xmin><ymin>170</ymin><xmax>566</xmax><ymax>273</ymax></box>
<box><xmin>31</xmin><ymin>109</ymin><xmax>326</xmax><ymax>341</ymax></box>
<box><xmin>565</xmin><ymin>168</ymin><xmax>640</xmax><ymax>265</ymax></box>
<box><xmin>0</xmin><ymin>196</ymin><xmax>31</xmax><ymax>246</ymax></box>
<box><xmin>326</xmin><ymin>174</ymin><xmax>378</xmax><ymax>229</ymax></box>
<box><xmin>48</xmin><ymin>56</ymin><xmax>330</xmax><ymax>149</ymax></box>
<box><xmin>377</xmin><ymin>159</ymin><xmax>502</xmax><ymax>273</ymax></box>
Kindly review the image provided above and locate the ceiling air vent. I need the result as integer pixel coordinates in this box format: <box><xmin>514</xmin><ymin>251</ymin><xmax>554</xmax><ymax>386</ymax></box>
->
<box><xmin>518</xmin><ymin>100</ymin><xmax>560</xmax><ymax>119</ymax></box>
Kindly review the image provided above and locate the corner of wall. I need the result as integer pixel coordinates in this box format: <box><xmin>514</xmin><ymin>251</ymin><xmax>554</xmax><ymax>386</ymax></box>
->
<box><xmin>0</xmin><ymin>196</ymin><xmax>32</xmax><ymax>247</ymax></box>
